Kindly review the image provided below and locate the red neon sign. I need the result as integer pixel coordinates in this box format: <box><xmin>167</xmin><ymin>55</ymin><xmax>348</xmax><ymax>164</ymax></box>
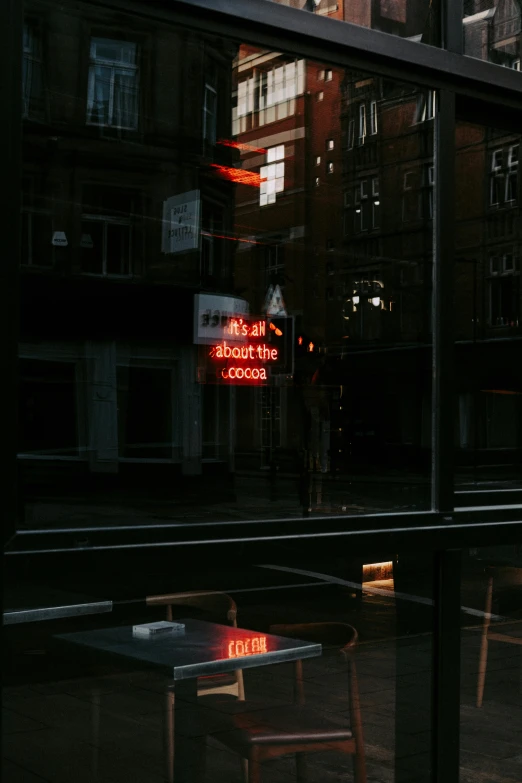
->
<box><xmin>209</xmin><ymin>164</ymin><xmax>261</xmax><ymax>188</ymax></box>
<box><xmin>228</xmin><ymin>636</ymin><xmax>267</xmax><ymax>658</ymax></box>
<box><xmin>208</xmin><ymin>317</ymin><xmax>279</xmax><ymax>385</ymax></box>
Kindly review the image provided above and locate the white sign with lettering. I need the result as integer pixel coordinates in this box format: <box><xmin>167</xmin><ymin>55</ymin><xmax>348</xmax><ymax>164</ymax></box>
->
<box><xmin>162</xmin><ymin>190</ymin><xmax>200</xmax><ymax>254</ymax></box>
<box><xmin>194</xmin><ymin>293</ymin><xmax>249</xmax><ymax>345</ymax></box>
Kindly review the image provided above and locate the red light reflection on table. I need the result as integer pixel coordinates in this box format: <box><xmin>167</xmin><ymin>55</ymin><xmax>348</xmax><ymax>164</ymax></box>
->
<box><xmin>228</xmin><ymin>636</ymin><xmax>268</xmax><ymax>658</ymax></box>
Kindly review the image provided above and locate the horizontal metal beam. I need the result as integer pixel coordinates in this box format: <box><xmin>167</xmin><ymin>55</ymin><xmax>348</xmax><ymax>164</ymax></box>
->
<box><xmin>5</xmin><ymin>506</ymin><xmax>522</xmax><ymax>555</ymax></box>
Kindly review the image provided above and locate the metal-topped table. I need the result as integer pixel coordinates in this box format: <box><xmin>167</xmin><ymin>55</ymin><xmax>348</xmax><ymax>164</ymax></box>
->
<box><xmin>3</xmin><ymin>583</ymin><xmax>112</xmax><ymax>625</ymax></box>
<box><xmin>58</xmin><ymin>618</ymin><xmax>322</xmax><ymax>782</ymax></box>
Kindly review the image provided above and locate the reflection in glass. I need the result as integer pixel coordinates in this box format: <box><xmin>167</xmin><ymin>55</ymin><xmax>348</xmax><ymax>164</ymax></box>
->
<box><xmin>455</xmin><ymin>122</ymin><xmax>522</xmax><ymax>488</ymax></box>
<box><xmin>19</xmin><ymin>1</ymin><xmax>435</xmax><ymax>530</ymax></box>
<box><xmin>464</xmin><ymin>1</ymin><xmax>522</xmax><ymax>69</ymax></box>
<box><xmin>264</xmin><ymin>0</ymin><xmax>439</xmax><ymax>43</ymax></box>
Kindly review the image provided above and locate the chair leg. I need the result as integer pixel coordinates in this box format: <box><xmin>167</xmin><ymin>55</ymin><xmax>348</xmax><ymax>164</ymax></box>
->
<box><xmin>477</xmin><ymin>576</ymin><xmax>493</xmax><ymax>708</ymax></box>
<box><xmin>248</xmin><ymin>750</ymin><xmax>262</xmax><ymax>783</ymax></box>
<box><xmin>240</xmin><ymin>757</ymin><xmax>249</xmax><ymax>783</ymax></box>
<box><xmin>296</xmin><ymin>752</ymin><xmax>307</xmax><ymax>783</ymax></box>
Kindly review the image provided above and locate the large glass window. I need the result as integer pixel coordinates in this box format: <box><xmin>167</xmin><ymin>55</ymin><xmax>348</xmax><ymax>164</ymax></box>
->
<box><xmin>464</xmin><ymin>1</ymin><xmax>522</xmax><ymax>71</ymax></box>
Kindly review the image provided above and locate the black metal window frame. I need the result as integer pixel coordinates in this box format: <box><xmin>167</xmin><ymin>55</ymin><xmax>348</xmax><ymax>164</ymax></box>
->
<box><xmin>2</xmin><ymin>4</ymin><xmax>522</xmax><ymax>778</ymax></box>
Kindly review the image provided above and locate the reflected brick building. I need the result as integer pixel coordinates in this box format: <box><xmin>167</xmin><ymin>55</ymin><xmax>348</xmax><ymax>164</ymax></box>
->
<box><xmin>20</xmin><ymin>0</ymin><xmax>239</xmax><ymax>511</ymax></box>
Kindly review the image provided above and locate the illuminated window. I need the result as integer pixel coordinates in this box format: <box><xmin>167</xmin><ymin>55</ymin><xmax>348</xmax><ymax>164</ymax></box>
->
<box><xmin>87</xmin><ymin>38</ymin><xmax>139</xmax><ymax>129</ymax></box>
<box><xmin>318</xmin><ymin>69</ymin><xmax>325</xmax><ymax>80</ymax></box>
<box><xmin>370</xmin><ymin>100</ymin><xmax>378</xmax><ymax>134</ymax></box>
<box><xmin>327</xmin><ymin>138</ymin><xmax>334</xmax><ymax>150</ymax></box>
<box><xmin>22</xmin><ymin>21</ymin><xmax>44</xmax><ymax>118</ymax></box>
<box><xmin>80</xmin><ymin>186</ymin><xmax>134</xmax><ymax>276</ymax></box>
<box><xmin>325</xmin><ymin>69</ymin><xmax>333</xmax><ymax>81</ymax></box>
<box><xmin>327</xmin><ymin>161</ymin><xmax>334</xmax><ymax>174</ymax></box>
<box><xmin>317</xmin><ymin>91</ymin><xmax>324</xmax><ymax>101</ymax></box>
<box><xmin>372</xmin><ymin>177</ymin><xmax>380</xmax><ymax>228</ymax></box>
<box><xmin>316</xmin><ymin>155</ymin><xmax>321</xmax><ymax>165</ymax></box>
<box><xmin>260</xmin><ymin>145</ymin><xmax>285</xmax><ymax>206</ymax></box>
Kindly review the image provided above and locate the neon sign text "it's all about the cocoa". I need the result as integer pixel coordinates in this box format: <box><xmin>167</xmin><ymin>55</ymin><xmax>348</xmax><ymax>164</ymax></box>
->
<box><xmin>209</xmin><ymin>318</ymin><xmax>279</xmax><ymax>383</ymax></box>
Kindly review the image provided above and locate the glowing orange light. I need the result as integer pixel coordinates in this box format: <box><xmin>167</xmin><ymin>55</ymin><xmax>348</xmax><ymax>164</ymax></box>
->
<box><xmin>227</xmin><ymin>318</ymin><xmax>266</xmax><ymax>338</ymax></box>
<box><xmin>217</xmin><ymin>139</ymin><xmax>267</xmax><ymax>154</ymax></box>
<box><xmin>298</xmin><ymin>336</ymin><xmax>303</xmax><ymax>346</ymax></box>
<box><xmin>209</xmin><ymin>164</ymin><xmax>261</xmax><ymax>187</ymax></box>
<box><xmin>228</xmin><ymin>636</ymin><xmax>268</xmax><ymax>658</ymax></box>
<box><xmin>210</xmin><ymin>342</ymin><xmax>278</xmax><ymax>362</ymax></box>
<box><xmin>308</xmin><ymin>342</ymin><xmax>314</xmax><ymax>352</ymax></box>
<box><xmin>269</xmin><ymin>322</ymin><xmax>283</xmax><ymax>337</ymax></box>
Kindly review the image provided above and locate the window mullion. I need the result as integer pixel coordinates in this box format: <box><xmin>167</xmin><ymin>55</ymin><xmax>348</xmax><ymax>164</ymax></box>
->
<box><xmin>442</xmin><ymin>0</ymin><xmax>463</xmax><ymax>55</ymax></box>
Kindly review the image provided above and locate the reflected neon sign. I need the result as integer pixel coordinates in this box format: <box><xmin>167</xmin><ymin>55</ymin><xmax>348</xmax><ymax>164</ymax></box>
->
<box><xmin>228</xmin><ymin>636</ymin><xmax>267</xmax><ymax>658</ymax></box>
<box><xmin>209</xmin><ymin>318</ymin><xmax>280</xmax><ymax>385</ymax></box>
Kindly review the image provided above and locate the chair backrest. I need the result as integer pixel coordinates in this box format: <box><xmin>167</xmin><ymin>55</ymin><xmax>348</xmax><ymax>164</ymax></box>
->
<box><xmin>146</xmin><ymin>591</ymin><xmax>238</xmax><ymax>626</ymax></box>
<box><xmin>269</xmin><ymin>622</ymin><xmax>359</xmax><ymax>706</ymax></box>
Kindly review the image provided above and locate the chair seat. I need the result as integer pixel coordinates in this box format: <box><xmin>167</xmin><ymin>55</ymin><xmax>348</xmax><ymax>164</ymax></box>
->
<box><xmin>210</xmin><ymin>702</ymin><xmax>353</xmax><ymax>747</ymax></box>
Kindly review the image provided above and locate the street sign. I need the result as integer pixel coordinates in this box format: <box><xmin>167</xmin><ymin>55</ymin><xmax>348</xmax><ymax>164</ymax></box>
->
<box><xmin>162</xmin><ymin>189</ymin><xmax>200</xmax><ymax>254</ymax></box>
<box><xmin>264</xmin><ymin>284</ymin><xmax>287</xmax><ymax>316</ymax></box>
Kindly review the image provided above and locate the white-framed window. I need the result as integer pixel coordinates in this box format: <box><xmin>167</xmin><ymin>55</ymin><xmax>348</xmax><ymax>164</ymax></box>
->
<box><xmin>403</xmin><ymin>171</ymin><xmax>414</xmax><ymax>190</ymax></box>
<box><xmin>355</xmin><ymin>178</ymin><xmax>370</xmax><ymax>232</ymax></box>
<box><xmin>370</xmin><ymin>100</ymin><xmax>378</xmax><ymax>134</ymax></box>
<box><xmin>512</xmin><ymin>59</ymin><xmax>521</xmax><ymax>71</ymax></box>
<box><xmin>325</xmin><ymin>69</ymin><xmax>333</xmax><ymax>81</ymax></box>
<box><xmin>80</xmin><ymin>186</ymin><xmax>134</xmax><ymax>276</ymax></box>
<box><xmin>371</xmin><ymin>177</ymin><xmax>380</xmax><ymax>229</ymax></box>
<box><xmin>415</xmin><ymin>90</ymin><xmax>436</xmax><ymax>123</ymax></box>
<box><xmin>358</xmin><ymin>104</ymin><xmax>367</xmax><ymax>143</ymax></box>
<box><xmin>265</xmin><ymin>242</ymin><xmax>285</xmax><ymax>288</ymax></box>
<box><xmin>86</xmin><ymin>38</ymin><xmax>139</xmax><ymax>129</ymax></box>
<box><xmin>316</xmin><ymin>155</ymin><xmax>321</xmax><ymax>165</ymax></box>
<box><xmin>260</xmin><ymin>145</ymin><xmax>285</xmax><ymax>206</ymax></box>
<box><xmin>22</xmin><ymin>21</ymin><xmax>44</xmax><ymax>118</ymax></box>
<box><xmin>203</xmin><ymin>81</ymin><xmax>217</xmax><ymax>144</ymax></box>
<box><xmin>317</xmin><ymin>91</ymin><xmax>324</xmax><ymax>102</ymax></box>
<box><xmin>318</xmin><ymin>69</ymin><xmax>325</xmax><ymax>80</ymax></box>
<box><xmin>327</xmin><ymin>138</ymin><xmax>334</xmax><ymax>150</ymax></box>
<box><xmin>315</xmin><ymin>177</ymin><xmax>320</xmax><ymax>187</ymax></box>
<box><xmin>490</xmin><ymin>146</ymin><xmax>518</xmax><ymax>207</ymax></box>
<box><xmin>327</xmin><ymin>161</ymin><xmax>334</xmax><ymax>174</ymax></box>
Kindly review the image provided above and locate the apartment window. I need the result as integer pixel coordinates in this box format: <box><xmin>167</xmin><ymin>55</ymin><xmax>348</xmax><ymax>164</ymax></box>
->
<box><xmin>370</xmin><ymin>100</ymin><xmax>378</xmax><ymax>135</ymax></box>
<box><xmin>318</xmin><ymin>69</ymin><xmax>325</xmax><ymax>80</ymax></box>
<box><xmin>327</xmin><ymin>139</ymin><xmax>334</xmax><ymax>150</ymax></box>
<box><xmin>203</xmin><ymin>79</ymin><xmax>217</xmax><ymax>145</ymax></box>
<box><xmin>265</xmin><ymin>243</ymin><xmax>285</xmax><ymax>287</ymax></box>
<box><xmin>490</xmin><ymin>146</ymin><xmax>519</xmax><ymax>207</ymax></box>
<box><xmin>22</xmin><ymin>21</ymin><xmax>44</xmax><ymax>118</ymax></box>
<box><xmin>415</xmin><ymin>90</ymin><xmax>436</xmax><ymax>123</ymax></box>
<box><xmin>372</xmin><ymin>177</ymin><xmax>380</xmax><ymax>229</ymax></box>
<box><xmin>317</xmin><ymin>91</ymin><xmax>324</xmax><ymax>102</ymax></box>
<box><xmin>87</xmin><ymin>38</ymin><xmax>139</xmax><ymax>129</ymax></box>
<box><xmin>358</xmin><ymin>104</ymin><xmax>367</xmax><ymax>144</ymax></box>
<box><xmin>327</xmin><ymin>161</ymin><xmax>334</xmax><ymax>174</ymax></box>
<box><xmin>355</xmin><ymin>178</ymin><xmax>370</xmax><ymax>232</ymax></box>
<box><xmin>21</xmin><ymin>178</ymin><xmax>54</xmax><ymax>268</ymax></box>
<box><xmin>402</xmin><ymin>170</ymin><xmax>421</xmax><ymax>222</ymax></box>
<box><xmin>347</xmin><ymin>119</ymin><xmax>355</xmax><ymax>149</ymax></box>
<box><xmin>316</xmin><ymin>155</ymin><xmax>321</xmax><ymax>165</ymax></box>
<box><xmin>260</xmin><ymin>145</ymin><xmax>285</xmax><ymax>206</ymax></box>
<box><xmin>80</xmin><ymin>186</ymin><xmax>133</xmax><ymax>276</ymax></box>
<box><xmin>315</xmin><ymin>177</ymin><xmax>320</xmax><ymax>187</ymax></box>
<box><xmin>201</xmin><ymin>201</ymin><xmax>225</xmax><ymax>277</ymax></box>
<box><xmin>489</xmin><ymin>253</ymin><xmax>520</xmax><ymax>327</ymax></box>
<box><xmin>325</xmin><ymin>69</ymin><xmax>333</xmax><ymax>81</ymax></box>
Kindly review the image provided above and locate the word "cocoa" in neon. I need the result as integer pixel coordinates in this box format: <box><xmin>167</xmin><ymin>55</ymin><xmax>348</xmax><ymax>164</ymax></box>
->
<box><xmin>221</xmin><ymin>367</ymin><xmax>268</xmax><ymax>380</ymax></box>
<box><xmin>228</xmin><ymin>637</ymin><xmax>268</xmax><ymax>658</ymax></box>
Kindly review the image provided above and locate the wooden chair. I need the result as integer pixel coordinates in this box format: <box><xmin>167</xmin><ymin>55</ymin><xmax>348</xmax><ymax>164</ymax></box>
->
<box><xmin>476</xmin><ymin>567</ymin><xmax>522</xmax><ymax>707</ymax></box>
<box><xmin>146</xmin><ymin>590</ymin><xmax>245</xmax><ymax>699</ymax></box>
<box><xmin>205</xmin><ymin>622</ymin><xmax>366</xmax><ymax>783</ymax></box>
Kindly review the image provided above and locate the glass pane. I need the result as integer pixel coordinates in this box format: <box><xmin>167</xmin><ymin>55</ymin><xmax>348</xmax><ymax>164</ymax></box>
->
<box><xmin>3</xmin><ymin>546</ymin><xmax>434</xmax><ymax>783</ymax></box>
<box><xmin>461</xmin><ymin>544</ymin><xmax>522</xmax><ymax>780</ymax></box>
<box><xmin>263</xmin><ymin>0</ymin><xmax>440</xmax><ymax>43</ymax></box>
<box><xmin>455</xmin><ymin>120</ymin><xmax>522</xmax><ymax>493</ymax></box>
<box><xmin>464</xmin><ymin>1</ymin><xmax>522</xmax><ymax>71</ymax></box>
<box><xmin>19</xmin><ymin>2</ymin><xmax>433</xmax><ymax>532</ymax></box>
<box><xmin>117</xmin><ymin>367</ymin><xmax>172</xmax><ymax>458</ymax></box>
